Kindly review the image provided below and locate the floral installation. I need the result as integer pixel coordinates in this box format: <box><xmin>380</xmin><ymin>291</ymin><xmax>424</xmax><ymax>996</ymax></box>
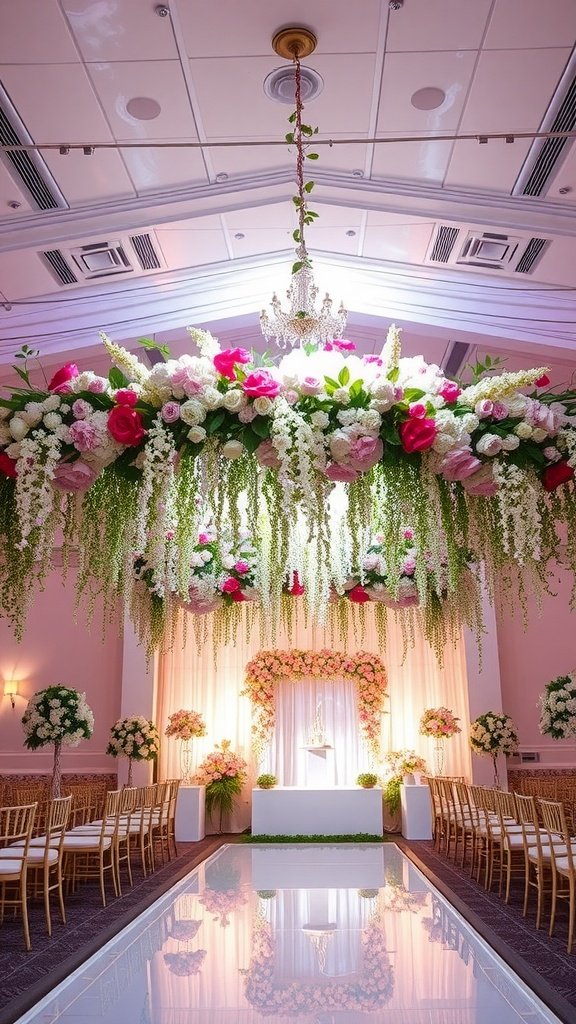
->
<box><xmin>2</xmin><ymin>326</ymin><xmax>576</xmax><ymax>658</ymax></box>
<box><xmin>193</xmin><ymin>740</ymin><xmax>248</xmax><ymax>831</ymax></box>
<box><xmin>382</xmin><ymin>750</ymin><xmax>427</xmax><ymax>815</ymax></box>
<box><xmin>163</xmin><ymin>950</ymin><xmax>207</xmax><ymax>977</ymax></box>
<box><xmin>165</xmin><ymin>709</ymin><xmax>207</xmax><ymax>741</ymax></box>
<box><xmin>538</xmin><ymin>672</ymin><xmax>576</xmax><ymax>739</ymax></box>
<box><xmin>169</xmin><ymin>920</ymin><xmax>202</xmax><ymax>942</ymax></box>
<box><xmin>199</xmin><ymin>859</ymin><xmax>248</xmax><ymax>926</ymax></box>
<box><xmin>106</xmin><ymin>715</ymin><xmax>160</xmax><ymax>786</ymax></box>
<box><xmin>419</xmin><ymin>707</ymin><xmax>461</xmax><ymax>738</ymax></box>
<box><xmin>242</xmin><ymin>648</ymin><xmax>387</xmax><ymax>761</ymax></box>
<box><xmin>469</xmin><ymin>712</ymin><xmax>518</xmax><ymax>757</ymax></box>
<box><xmin>243</xmin><ymin>914</ymin><xmax>394</xmax><ymax>1013</ymax></box>
<box><xmin>22</xmin><ymin>685</ymin><xmax>94</xmax><ymax>797</ymax></box>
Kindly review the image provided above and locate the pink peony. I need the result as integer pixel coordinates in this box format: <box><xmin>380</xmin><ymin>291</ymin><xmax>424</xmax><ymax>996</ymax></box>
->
<box><xmin>255</xmin><ymin>440</ymin><xmax>281</xmax><ymax>470</ymax></box>
<box><xmin>52</xmin><ymin>461</ymin><xmax>99</xmax><ymax>492</ymax></box>
<box><xmin>234</xmin><ymin>560</ymin><xmax>250</xmax><ymax>574</ymax></box>
<box><xmin>69</xmin><ymin>418</ymin><xmax>103</xmax><ymax>452</ymax></box>
<box><xmin>213</xmin><ymin>347</ymin><xmax>251</xmax><ymax>381</ymax></box>
<box><xmin>72</xmin><ymin>399</ymin><xmax>92</xmax><ymax>419</ymax></box>
<box><xmin>440</xmin><ymin>447</ymin><xmax>482</xmax><ymax>481</ymax></box>
<box><xmin>348</xmin><ymin>435</ymin><xmax>383</xmax><ymax>472</ymax></box>
<box><xmin>462</xmin><ymin>463</ymin><xmax>499</xmax><ymax>496</ymax></box>
<box><xmin>161</xmin><ymin>401</ymin><xmax>181</xmax><ymax>423</ymax></box>
<box><xmin>439</xmin><ymin>380</ymin><xmax>461</xmax><ymax>402</ymax></box>
<box><xmin>492</xmin><ymin>401</ymin><xmax>509</xmax><ymax>421</ymax></box>
<box><xmin>241</xmin><ymin>369</ymin><xmax>282</xmax><ymax>399</ymax></box>
<box><xmin>475</xmin><ymin>399</ymin><xmax>494</xmax><ymax>419</ymax></box>
<box><xmin>299</xmin><ymin>376</ymin><xmax>322</xmax><ymax>396</ymax></box>
<box><xmin>324</xmin><ymin>462</ymin><xmax>360</xmax><ymax>482</ymax></box>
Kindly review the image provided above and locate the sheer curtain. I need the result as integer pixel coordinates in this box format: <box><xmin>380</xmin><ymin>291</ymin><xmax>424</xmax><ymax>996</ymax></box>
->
<box><xmin>156</xmin><ymin>606</ymin><xmax>471</xmax><ymax>831</ymax></box>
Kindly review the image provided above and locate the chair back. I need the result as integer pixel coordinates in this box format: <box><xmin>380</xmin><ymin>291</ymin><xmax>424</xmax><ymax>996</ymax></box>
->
<box><xmin>0</xmin><ymin>803</ymin><xmax>37</xmax><ymax>850</ymax></box>
<box><xmin>494</xmin><ymin>788</ymin><xmax>518</xmax><ymax>822</ymax></box>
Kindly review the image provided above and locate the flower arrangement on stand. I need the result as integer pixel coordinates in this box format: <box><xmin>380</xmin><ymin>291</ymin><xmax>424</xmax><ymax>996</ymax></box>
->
<box><xmin>163</xmin><ymin>950</ymin><xmax>207</xmax><ymax>977</ymax></box>
<box><xmin>22</xmin><ymin>686</ymin><xmax>94</xmax><ymax>797</ymax></box>
<box><xmin>199</xmin><ymin>857</ymin><xmax>248</xmax><ymax>926</ymax></box>
<box><xmin>469</xmin><ymin>712</ymin><xmax>518</xmax><ymax>788</ymax></box>
<box><xmin>106</xmin><ymin>715</ymin><xmax>160</xmax><ymax>786</ymax></box>
<box><xmin>1</xmin><ymin>326</ymin><xmax>576</xmax><ymax>662</ymax></box>
<box><xmin>165</xmin><ymin>709</ymin><xmax>207</xmax><ymax>785</ymax></box>
<box><xmin>383</xmin><ymin>750</ymin><xmax>428</xmax><ymax>817</ymax></box>
<box><xmin>538</xmin><ymin>672</ymin><xmax>576</xmax><ymax>739</ymax></box>
<box><xmin>419</xmin><ymin>707</ymin><xmax>461</xmax><ymax>776</ymax></box>
<box><xmin>193</xmin><ymin>740</ymin><xmax>248</xmax><ymax>833</ymax></box>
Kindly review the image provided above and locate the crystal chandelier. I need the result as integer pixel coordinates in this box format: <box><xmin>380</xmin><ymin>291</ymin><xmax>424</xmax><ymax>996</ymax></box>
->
<box><xmin>260</xmin><ymin>28</ymin><xmax>347</xmax><ymax>349</ymax></box>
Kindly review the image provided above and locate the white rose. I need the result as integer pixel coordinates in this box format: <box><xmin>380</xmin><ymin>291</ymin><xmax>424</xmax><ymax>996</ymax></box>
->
<box><xmin>221</xmin><ymin>389</ymin><xmax>246</xmax><ymax>412</ymax></box>
<box><xmin>221</xmin><ymin>439</ymin><xmax>245</xmax><ymax>460</ymax></box>
<box><xmin>507</xmin><ymin>395</ymin><xmax>529</xmax><ymax>418</ymax></box>
<box><xmin>357</xmin><ymin>409</ymin><xmax>381</xmax><ymax>432</ymax></box>
<box><xmin>311</xmin><ymin>411</ymin><xmax>329</xmax><ymax>429</ymax></box>
<box><xmin>460</xmin><ymin>413</ymin><xmax>480</xmax><ymax>433</ymax></box>
<box><xmin>42</xmin><ymin>395</ymin><xmax>61</xmax><ymax>412</ymax></box>
<box><xmin>514</xmin><ymin>422</ymin><xmax>533</xmax><ymax>440</ymax></box>
<box><xmin>337</xmin><ymin>409</ymin><xmax>357</xmax><ymax>427</ymax></box>
<box><xmin>201</xmin><ymin>387</ymin><xmax>222</xmax><ymax>410</ymax></box>
<box><xmin>332</xmin><ymin>387</ymin><xmax>351</xmax><ymax>405</ymax></box>
<box><xmin>9</xmin><ymin>417</ymin><xmax>29</xmax><ymax>441</ymax></box>
<box><xmin>180</xmin><ymin>399</ymin><xmax>206</xmax><ymax>426</ymax></box>
<box><xmin>476</xmin><ymin>433</ymin><xmax>503</xmax><ymax>457</ymax></box>
<box><xmin>21</xmin><ymin>403</ymin><xmax>43</xmax><ymax>426</ymax></box>
<box><xmin>532</xmin><ymin>427</ymin><xmax>548</xmax><ymax>443</ymax></box>
<box><xmin>43</xmin><ymin>412</ymin><xmax>62</xmax><ymax>430</ymax></box>
<box><xmin>187</xmin><ymin>426</ymin><xmax>207</xmax><ymax>444</ymax></box>
<box><xmin>499</xmin><ymin>434</ymin><xmax>520</xmax><ymax>451</ymax></box>
<box><xmin>432</xmin><ymin>432</ymin><xmax>458</xmax><ymax>455</ymax></box>
<box><xmin>253</xmin><ymin>396</ymin><xmax>273</xmax><ymax>416</ymax></box>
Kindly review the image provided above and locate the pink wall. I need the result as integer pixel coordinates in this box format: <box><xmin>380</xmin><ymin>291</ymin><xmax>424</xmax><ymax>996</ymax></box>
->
<box><xmin>496</xmin><ymin>561</ymin><xmax>576</xmax><ymax>766</ymax></box>
<box><xmin>0</xmin><ymin>566</ymin><xmax>123</xmax><ymax>776</ymax></box>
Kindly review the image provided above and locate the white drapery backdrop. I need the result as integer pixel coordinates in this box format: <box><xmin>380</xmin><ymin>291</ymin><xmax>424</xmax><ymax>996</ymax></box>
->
<box><xmin>156</xmin><ymin>607</ymin><xmax>472</xmax><ymax>831</ymax></box>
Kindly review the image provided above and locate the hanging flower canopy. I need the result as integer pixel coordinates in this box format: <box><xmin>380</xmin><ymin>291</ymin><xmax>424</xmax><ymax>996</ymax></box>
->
<box><xmin>242</xmin><ymin>649</ymin><xmax>388</xmax><ymax>761</ymax></box>
<box><xmin>0</xmin><ymin>323</ymin><xmax>575</xmax><ymax>656</ymax></box>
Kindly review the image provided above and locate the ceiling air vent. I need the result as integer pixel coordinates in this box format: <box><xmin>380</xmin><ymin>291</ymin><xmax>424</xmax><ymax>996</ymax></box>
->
<box><xmin>429</xmin><ymin>225</ymin><xmax>459</xmax><ymax>264</ymax></box>
<box><xmin>521</xmin><ymin>72</ymin><xmax>576</xmax><ymax>197</ymax></box>
<box><xmin>515</xmin><ymin>237</ymin><xmax>549</xmax><ymax>274</ymax></box>
<box><xmin>68</xmin><ymin>240</ymin><xmax>133</xmax><ymax>280</ymax></box>
<box><xmin>0</xmin><ymin>84</ymin><xmax>66</xmax><ymax>210</ymax></box>
<box><xmin>456</xmin><ymin>231</ymin><xmax>521</xmax><ymax>270</ymax></box>
<box><xmin>130</xmin><ymin>232</ymin><xmax>162</xmax><ymax>270</ymax></box>
<box><xmin>41</xmin><ymin>249</ymin><xmax>78</xmax><ymax>286</ymax></box>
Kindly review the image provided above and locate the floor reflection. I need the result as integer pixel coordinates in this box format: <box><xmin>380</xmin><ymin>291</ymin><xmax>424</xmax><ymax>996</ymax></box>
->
<box><xmin>15</xmin><ymin>844</ymin><xmax>561</xmax><ymax>1024</ymax></box>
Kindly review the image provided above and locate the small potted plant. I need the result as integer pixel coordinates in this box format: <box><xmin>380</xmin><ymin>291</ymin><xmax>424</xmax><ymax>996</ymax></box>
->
<box><xmin>256</xmin><ymin>773</ymin><xmax>277</xmax><ymax>789</ymax></box>
<box><xmin>357</xmin><ymin>772</ymin><xmax>379</xmax><ymax>789</ymax></box>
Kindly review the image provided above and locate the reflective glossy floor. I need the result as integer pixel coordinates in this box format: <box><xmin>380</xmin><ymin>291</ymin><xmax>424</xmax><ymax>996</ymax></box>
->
<box><xmin>14</xmin><ymin>844</ymin><xmax>562</xmax><ymax>1024</ymax></box>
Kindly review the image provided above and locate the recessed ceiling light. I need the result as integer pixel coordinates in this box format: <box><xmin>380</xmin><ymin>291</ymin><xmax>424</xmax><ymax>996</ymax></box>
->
<box><xmin>352</xmin><ymin>169</ymin><xmax>364</xmax><ymax>178</ymax></box>
<box><xmin>234</xmin><ymin>232</ymin><xmax>245</xmax><ymax>240</ymax></box>
<box><xmin>215</xmin><ymin>172</ymin><xmax>229</xmax><ymax>183</ymax></box>
<box><xmin>263</xmin><ymin>66</ymin><xmax>324</xmax><ymax>105</ymax></box>
<box><xmin>126</xmin><ymin>97</ymin><xmax>162</xmax><ymax>121</ymax></box>
<box><xmin>346</xmin><ymin>230</ymin><xmax>356</xmax><ymax>237</ymax></box>
<box><xmin>411</xmin><ymin>87</ymin><xmax>446</xmax><ymax>111</ymax></box>
<box><xmin>559</xmin><ymin>186</ymin><xmax>572</xmax><ymax>195</ymax></box>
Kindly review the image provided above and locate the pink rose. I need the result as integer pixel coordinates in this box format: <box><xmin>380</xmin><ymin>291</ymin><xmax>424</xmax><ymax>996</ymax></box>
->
<box><xmin>72</xmin><ymin>399</ymin><xmax>91</xmax><ymax>420</ymax></box>
<box><xmin>284</xmin><ymin>389</ymin><xmax>299</xmax><ymax>405</ymax></box>
<box><xmin>241</xmin><ymin>370</ymin><xmax>282</xmax><ymax>399</ymax></box>
<box><xmin>462</xmin><ymin>463</ymin><xmax>499</xmax><ymax>496</ymax></box>
<box><xmin>403</xmin><ymin>528</ymin><xmax>414</xmax><ymax>540</ymax></box>
<box><xmin>161</xmin><ymin>401</ymin><xmax>181</xmax><ymax>423</ymax></box>
<box><xmin>234</xmin><ymin>560</ymin><xmax>250</xmax><ymax>574</ymax></box>
<box><xmin>221</xmin><ymin>577</ymin><xmax>240</xmax><ymax>593</ymax></box>
<box><xmin>324</xmin><ymin>462</ymin><xmax>360</xmax><ymax>482</ymax></box>
<box><xmin>348</xmin><ymin>584</ymin><xmax>370</xmax><ymax>604</ymax></box>
<box><xmin>52</xmin><ymin>461</ymin><xmax>99</xmax><ymax>492</ymax></box>
<box><xmin>409</xmin><ymin>402</ymin><xmax>427</xmax><ymax>419</ymax></box>
<box><xmin>492</xmin><ymin>401</ymin><xmax>509</xmax><ymax>421</ymax></box>
<box><xmin>348</xmin><ymin>436</ymin><xmax>383</xmax><ymax>472</ymax></box>
<box><xmin>299</xmin><ymin>376</ymin><xmax>322</xmax><ymax>396</ymax></box>
<box><xmin>332</xmin><ymin>338</ymin><xmax>356</xmax><ymax>351</ymax></box>
<box><xmin>213</xmin><ymin>347</ymin><xmax>251</xmax><ymax>381</ymax></box>
<box><xmin>0</xmin><ymin>452</ymin><xmax>17</xmax><ymax>478</ymax></box>
<box><xmin>107</xmin><ymin>405</ymin><xmax>146</xmax><ymax>446</ymax></box>
<box><xmin>439</xmin><ymin>380</ymin><xmax>461</xmax><ymax>402</ymax></box>
<box><xmin>69</xmin><ymin>419</ymin><xmax>102</xmax><ymax>452</ymax></box>
<box><xmin>87</xmin><ymin>378</ymin><xmax>107</xmax><ymax>394</ymax></box>
<box><xmin>399</xmin><ymin>417</ymin><xmax>437</xmax><ymax>453</ymax></box>
<box><xmin>536</xmin><ymin>374</ymin><xmax>550</xmax><ymax>388</ymax></box>
<box><xmin>475</xmin><ymin>399</ymin><xmax>494</xmax><ymax>419</ymax></box>
<box><xmin>440</xmin><ymin>447</ymin><xmax>482</xmax><ymax>481</ymax></box>
<box><xmin>48</xmin><ymin>362</ymin><xmax>79</xmax><ymax>393</ymax></box>
<box><xmin>114</xmin><ymin>389</ymin><xmax>138</xmax><ymax>406</ymax></box>
<box><xmin>255</xmin><ymin>440</ymin><xmax>281</xmax><ymax>470</ymax></box>
<box><xmin>238</xmin><ymin>405</ymin><xmax>257</xmax><ymax>423</ymax></box>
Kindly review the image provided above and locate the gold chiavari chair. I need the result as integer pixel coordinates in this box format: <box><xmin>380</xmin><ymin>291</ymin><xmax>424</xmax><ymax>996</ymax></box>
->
<box><xmin>0</xmin><ymin>803</ymin><xmax>37</xmax><ymax>950</ymax></box>
<box><xmin>151</xmin><ymin>782</ymin><xmax>169</xmax><ymax>866</ymax></box>
<box><xmin>425</xmin><ymin>777</ymin><xmax>443</xmax><ymax>849</ymax></box>
<box><xmin>515</xmin><ymin>792</ymin><xmax>552</xmax><ymax>929</ymax></box>
<box><xmin>539</xmin><ymin>798</ymin><xmax>576</xmax><ymax>953</ymax></box>
<box><xmin>5</xmin><ymin>795</ymin><xmax>72</xmax><ymax>936</ymax></box>
<box><xmin>166</xmin><ymin>779</ymin><xmax>181</xmax><ymax>861</ymax></box>
<box><xmin>62</xmin><ymin>789</ymin><xmax>121</xmax><ymax>906</ymax></box>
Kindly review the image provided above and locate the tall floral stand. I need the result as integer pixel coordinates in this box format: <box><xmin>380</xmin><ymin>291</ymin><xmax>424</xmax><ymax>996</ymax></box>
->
<box><xmin>433</xmin><ymin>740</ymin><xmax>445</xmax><ymax>777</ymax></box>
<box><xmin>127</xmin><ymin>756</ymin><xmax>134</xmax><ymax>788</ymax></box>
<box><xmin>180</xmin><ymin>740</ymin><xmax>194</xmax><ymax>785</ymax></box>
<box><xmin>51</xmin><ymin>740</ymin><xmax>62</xmax><ymax>799</ymax></box>
<box><xmin>492</xmin><ymin>755</ymin><xmax>501</xmax><ymax>789</ymax></box>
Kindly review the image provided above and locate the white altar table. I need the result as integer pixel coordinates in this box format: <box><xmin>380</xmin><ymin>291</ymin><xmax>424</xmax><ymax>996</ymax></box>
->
<box><xmin>175</xmin><ymin>785</ymin><xmax>205</xmax><ymax>842</ymax></box>
<box><xmin>400</xmin><ymin>782</ymin><xmax>433</xmax><ymax>840</ymax></box>
<box><xmin>251</xmin><ymin>786</ymin><xmax>383</xmax><ymax>837</ymax></box>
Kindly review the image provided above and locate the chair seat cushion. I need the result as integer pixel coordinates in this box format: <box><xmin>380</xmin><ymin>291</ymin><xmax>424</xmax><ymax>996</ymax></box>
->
<box><xmin>62</xmin><ymin>835</ymin><xmax>112</xmax><ymax>850</ymax></box>
<box><xmin>0</xmin><ymin>846</ymin><xmax>59</xmax><ymax>864</ymax></box>
<box><xmin>0</xmin><ymin>859</ymin><xmax>26</xmax><ymax>875</ymax></box>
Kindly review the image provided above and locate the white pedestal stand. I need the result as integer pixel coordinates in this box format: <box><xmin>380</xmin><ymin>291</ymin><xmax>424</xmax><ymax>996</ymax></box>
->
<box><xmin>302</xmin><ymin>745</ymin><xmax>333</xmax><ymax>787</ymax></box>
<box><xmin>175</xmin><ymin>784</ymin><xmax>206</xmax><ymax>841</ymax></box>
<box><xmin>400</xmin><ymin>782</ymin><xmax>433</xmax><ymax>840</ymax></box>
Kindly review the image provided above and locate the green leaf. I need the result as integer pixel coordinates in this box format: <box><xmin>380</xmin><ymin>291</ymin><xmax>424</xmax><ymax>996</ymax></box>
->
<box><xmin>338</xmin><ymin>366</ymin><xmax>350</xmax><ymax>386</ymax></box>
<box><xmin>349</xmin><ymin>379</ymin><xmax>363</xmax><ymax>398</ymax></box>
<box><xmin>402</xmin><ymin>387</ymin><xmax>426</xmax><ymax>402</ymax></box>
<box><xmin>388</xmin><ymin>366</ymin><xmax>400</xmax><ymax>383</ymax></box>
<box><xmin>301</xmin><ymin>124</ymin><xmax>313</xmax><ymax>136</ymax></box>
<box><xmin>285</xmin><ymin>132</ymin><xmax>294</xmax><ymax>145</ymax></box>
<box><xmin>251</xmin><ymin>415</ymin><xmax>270</xmax><ymax>439</ymax></box>
<box><xmin>13</xmin><ymin>365</ymin><xmax>31</xmax><ymax>386</ymax></box>
<box><xmin>304</xmin><ymin>181</ymin><xmax>314</xmax><ymax>193</ymax></box>
<box><xmin>288</xmin><ymin>111</ymin><xmax>297</xmax><ymax>124</ymax></box>
<box><xmin>382</xmin><ymin>422</ymin><xmax>401</xmax><ymax>446</ymax></box>
<box><xmin>240</xmin><ymin>428</ymin><xmax>262</xmax><ymax>455</ymax></box>
<box><xmin>138</xmin><ymin>337</ymin><xmax>171</xmax><ymax>358</ymax></box>
<box><xmin>306</xmin><ymin>152</ymin><xmax>319</xmax><ymax>160</ymax></box>
<box><xmin>306</xmin><ymin>210</ymin><xmax>319</xmax><ymax>219</ymax></box>
<box><xmin>324</xmin><ymin>376</ymin><xmax>340</xmax><ymax>390</ymax></box>
<box><xmin>292</xmin><ymin>261</ymin><xmax>304</xmax><ymax>274</ymax></box>
<box><xmin>292</xmin><ymin>196</ymin><xmax>301</xmax><ymax>207</ymax></box>
<box><xmin>108</xmin><ymin>367</ymin><xmax>129</xmax><ymax>389</ymax></box>
<box><xmin>205</xmin><ymin>410</ymin><xmax>226</xmax><ymax>435</ymax></box>
<box><xmin>292</xmin><ymin>229</ymin><xmax>301</xmax><ymax>242</ymax></box>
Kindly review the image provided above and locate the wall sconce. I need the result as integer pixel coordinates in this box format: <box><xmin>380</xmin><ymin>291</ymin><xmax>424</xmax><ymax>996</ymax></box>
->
<box><xmin>4</xmin><ymin>679</ymin><xmax>19</xmax><ymax>709</ymax></box>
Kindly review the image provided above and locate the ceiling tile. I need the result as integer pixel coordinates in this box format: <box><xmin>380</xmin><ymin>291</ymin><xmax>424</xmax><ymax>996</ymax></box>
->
<box><xmin>0</xmin><ymin>163</ymin><xmax>34</xmax><ymax>213</ymax></box>
<box><xmin>178</xmin><ymin>0</ymin><xmax>382</xmax><ymax>58</ymax></box>
<box><xmin>443</xmin><ymin>137</ymin><xmax>533</xmax><ymax>192</ymax></box>
<box><xmin>377</xmin><ymin>51</ymin><xmax>478</xmax><ymax>133</ymax></box>
<box><xmin>529</xmin><ymin>236</ymin><xmax>576</xmax><ymax>287</ymax></box>
<box><xmin>386</xmin><ymin>0</ymin><xmax>493</xmax><ymax>52</ymax></box>
<box><xmin>543</xmin><ymin>144</ymin><xmax>576</xmax><ymax>202</ymax></box>
<box><xmin>371</xmin><ymin>136</ymin><xmax>453</xmax><ymax>184</ymax></box>
<box><xmin>120</xmin><ymin>146</ymin><xmax>209</xmax><ymax>193</ymax></box>
<box><xmin>224</xmin><ymin>203</ymin><xmax>294</xmax><ymax>231</ymax></box>
<box><xmin>0</xmin><ymin>64</ymin><xmax>115</xmax><ymax>143</ymax></box>
<box><xmin>362</xmin><ymin>221</ymin><xmax>435</xmax><ymax>263</ymax></box>
<box><xmin>484</xmin><ymin>0</ymin><xmax>576</xmax><ymax>49</ymax></box>
<box><xmin>190</xmin><ymin>54</ymin><xmax>375</xmax><ymax>138</ymax></box>
<box><xmin>0</xmin><ymin>0</ymin><xmax>79</xmax><ymax>63</ymax></box>
<box><xmin>42</xmin><ymin>149</ymin><xmax>136</xmax><ymax>205</ymax></box>
<box><xmin>0</xmin><ymin>249</ymin><xmax>60</xmax><ymax>300</ymax></box>
<box><xmin>154</xmin><ymin>219</ymin><xmax>229</xmax><ymax>268</ymax></box>
<box><xmin>60</xmin><ymin>0</ymin><xmax>178</xmax><ymax>61</ymax></box>
<box><xmin>87</xmin><ymin>60</ymin><xmax>200</xmax><ymax>141</ymax></box>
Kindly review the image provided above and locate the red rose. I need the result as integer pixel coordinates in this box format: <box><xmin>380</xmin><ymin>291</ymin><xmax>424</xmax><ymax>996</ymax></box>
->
<box><xmin>213</xmin><ymin>348</ymin><xmax>251</xmax><ymax>381</ymax></box>
<box><xmin>230</xmin><ymin>589</ymin><xmax>246</xmax><ymax>602</ymax></box>
<box><xmin>535</xmin><ymin>374</ymin><xmax>550</xmax><ymax>388</ymax></box>
<box><xmin>0</xmin><ymin>452</ymin><xmax>17</xmax><ymax>478</ymax></box>
<box><xmin>241</xmin><ymin>369</ymin><xmax>282</xmax><ymax>399</ymax></box>
<box><xmin>221</xmin><ymin>576</ymin><xmax>240</xmax><ymax>593</ymax></box>
<box><xmin>48</xmin><ymin>362</ymin><xmax>79</xmax><ymax>393</ymax></box>
<box><xmin>348</xmin><ymin>584</ymin><xmax>370</xmax><ymax>604</ymax></box>
<box><xmin>399</xmin><ymin>416</ymin><xmax>437</xmax><ymax>453</ymax></box>
<box><xmin>542</xmin><ymin>461</ymin><xmax>574</xmax><ymax>492</ymax></box>
<box><xmin>107</xmin><ymin>405</ymin><xmax>146</xmax><ymax>446</ymax></box>
<box><xmin>287</xmin><ymin>571</ymin><xmax>305</xmax><ymax>596</ymax></box>
<box><xmin>114</xmin><ymin>389</ymin><xmax>139</xmax><ymax>406</ymax></box>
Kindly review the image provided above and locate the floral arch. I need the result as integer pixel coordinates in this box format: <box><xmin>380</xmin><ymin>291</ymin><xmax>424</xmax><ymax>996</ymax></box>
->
<box><xmin>242</xmin><ymin>648</ymin><xmax>387</xmax><ymax>762</ymax></box>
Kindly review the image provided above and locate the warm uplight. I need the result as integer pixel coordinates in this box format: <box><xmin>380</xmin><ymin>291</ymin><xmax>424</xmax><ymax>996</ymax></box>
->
<box><xmin>4</xmin><ymin>679</ymin><xmax>19</xmax><ymax>709</ymax></box>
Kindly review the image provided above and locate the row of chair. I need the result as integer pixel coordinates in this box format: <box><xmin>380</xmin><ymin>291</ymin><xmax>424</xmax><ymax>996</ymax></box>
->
<box><xmin>0</xmin><ymin>779</ymin><xmax>181</xmax><ymax>951</ymax></box>
<box><xmin>428</xmin><ymin>777</ymin><xmax>576</xmax><ymax>953</ymax></box>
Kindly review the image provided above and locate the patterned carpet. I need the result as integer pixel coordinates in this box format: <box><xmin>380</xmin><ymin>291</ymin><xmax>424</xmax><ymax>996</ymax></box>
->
<box><xmin>2</xmin><ymin>835</ymin><xmax>575</xmax><ymax>1024</ymax></box>
<box><xmin>401</xmin><ymin>838</ymin><xmax>576</xmax><ymax>1024</ymax></box>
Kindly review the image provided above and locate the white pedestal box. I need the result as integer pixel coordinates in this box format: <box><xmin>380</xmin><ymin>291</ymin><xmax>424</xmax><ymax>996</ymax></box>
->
<box><xmin>400</xmin><ymin>782</ymin><xmax>433</xmax><ymax>840</ymax></box>
<box><xmin>251</xmin><ymin>786</ymin><xmax>383</xmax><ymax>837</ymax></box>
<box><xmin>175</xmin><ymin>785</ymin><xmax>206</xmax><ymax>842</ymax></box>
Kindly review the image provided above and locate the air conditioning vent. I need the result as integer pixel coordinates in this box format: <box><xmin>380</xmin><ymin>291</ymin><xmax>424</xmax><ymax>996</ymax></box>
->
<box><xmin>515</xmin><ymin>237</ymin><xmax>549</xmax><ymax>274</ymax></box>
<box><xmin>41</xmin><ymin>249</ymin><xmax>78</xmax><ymax>286</ymax></box>
<box><xmin>521</xmin><ymin>73</ymin><xmax>576</xmax><ymax>197</ymax></box>
<box><xmin>0</xmin><ymin>86</ymin><xmax>66</xmax><ymax>210</ymax></box>
<box><xmin>68</xmin><ymin>240</ymin><xmax>133</xmax><ymax>279</ymax></box>
<box><xmin>130</xmin><ymin>232</ymin><xmax>162</xmax><ymax>270</ymax></box>
<box><xmin>429</xmin><ymin>225</ymin><xmax>459</xmax><ymax>264</ymax></box>
<box><xmin>519</xmin><ymin>751</ymin><xmax>540</xmax><ymax>763</ymax></box>
<box><xmin>457</xmin><ymin>231</ymin><xmax>521</xmax><ymax>270</ymax></box>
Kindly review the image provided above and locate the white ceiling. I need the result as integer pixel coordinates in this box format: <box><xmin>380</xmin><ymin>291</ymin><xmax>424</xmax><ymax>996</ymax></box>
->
<box><xmin>0</xmin><ymin>0</ymin><xmax>576</xmax><ymax>378</ymax></box>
